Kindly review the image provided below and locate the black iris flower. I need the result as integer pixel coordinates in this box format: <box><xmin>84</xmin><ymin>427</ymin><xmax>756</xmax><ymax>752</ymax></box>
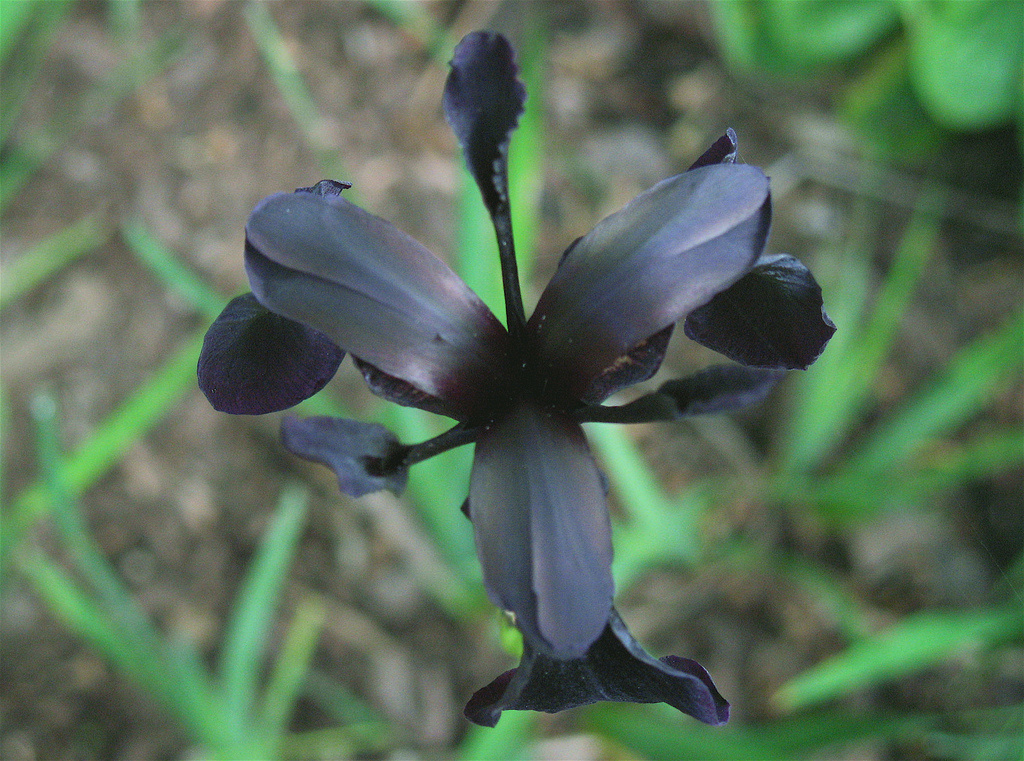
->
<box><xmin>198</xmin><ymin>31</ymin><xmax>835</xmax><ymax>727</ymax></box>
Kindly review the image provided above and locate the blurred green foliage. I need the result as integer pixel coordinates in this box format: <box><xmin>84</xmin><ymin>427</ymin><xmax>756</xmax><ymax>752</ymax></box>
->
<box><xmin>712</xmin><ymin>0</ymin><xmax>1023</xmax><ymax>160</ymax></box>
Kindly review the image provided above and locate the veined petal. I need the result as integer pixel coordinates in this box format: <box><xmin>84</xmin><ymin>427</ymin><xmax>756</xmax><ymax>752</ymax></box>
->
<box><xmin>465</xmin><ymin>609</ymin><xmax>729</xmax><ymax>727</ymax></box>
<box><xmin>684</xmin><ymin>253</ymin><xmax>836</xmax><ymax>369</ymax></box>
<box><xmin>469</xmin><ymin>401</ymin><xmax>613</xmax><ymax>658</ymax></box>
<box><xmin>245</xmin><ymin>190</ymin><xmax>510</xmax><ymax>420</ymax></box>
<box><xmin>198</xmin><ymin>292</ymin><xmax>344</xmax><ymax>414</ymax></box>
<box><xmin>529</xmin><ymin>164</ymin><xmax>771</xmax><ymax>400</ymax></box>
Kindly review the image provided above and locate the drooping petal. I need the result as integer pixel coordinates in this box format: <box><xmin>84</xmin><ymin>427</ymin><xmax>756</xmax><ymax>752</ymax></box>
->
<box><xmin>443</xmin><ymin>30</ymin><xmax>525</xmax><ymax>220</ymax></box>
<box><xmin>280</xmin><ymin>415</ymin><xmax>407</xmax><ymax>497</ymax></box>
<box><xmin>579</xmin><ymin>365</ymin><xmax>785</xmax><ymax>424</ymax></box>
<box><xmin>529</xmin><ymin>164</ymin><xmax>772</xmax><ymax>401</ymax></box>
<box><xmin>687</xmin><ymin>128</ymin><xmax>738</xmax><ymax>170</ymax></box>
<box><xmin>197</xmin><ymin>292</ymin><xmax>344</xmax><ymax>414</ymax></box>
<box><xmin>245</xmin><ymin>190</ymin><xmax>510</xmax><ymax>421</ymax></box>
<box><xmin>468</xmin><ymin>401</ymin><xmax>613</xmax><ymax>658</ymax></box>
<box><xmin>465</xmin><ymin>609</ymin><xmax>730</xmax><ymax>727</ymax></box>
<box><xmin>684</xmin><ymin>253</ymin><xmax>836</xmax><ymax>369</ymax></box>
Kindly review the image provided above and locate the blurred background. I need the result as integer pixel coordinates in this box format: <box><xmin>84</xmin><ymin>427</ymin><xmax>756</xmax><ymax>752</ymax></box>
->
<box><xmin>1</xmin><ymin>1</ymin><xmax>1021</xmax><ymax>759</ymax></box>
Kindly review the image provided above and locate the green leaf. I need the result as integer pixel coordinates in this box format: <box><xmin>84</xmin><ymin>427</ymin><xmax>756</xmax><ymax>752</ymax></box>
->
<box><xmin>121</xmin><ymin>220</ymin><xmax>226</xmax><ymax>320</ymax></box>
<box><xmin>3</xmin><ymin>331</ymin><xmax>206</xmax><ymax>571</ymax></box>
<box><xmin>587</xmin><ymin>703</ymin><xmax>936</xmax><ymax>760</ymax></box>
<box><xmin>219</xmin><ymin>483</ymin><xmax>309</xmax><ymax>741</ymax></box>
<box><xmin>457</xmin><ymin>709</ymin><xmax>536</xmax><ymax>761</ymax></box>
<box><xmin>901</xmin><ymin>0</ymin><xmax>1024</xmax><ymax>130</ymax></box>
<box><xmin>766</xmin><ymin>0</ymin><xmax>898</xmax><ymax>67</ymax></box>
<box><xmin>775</xmin><ymin>605</ymin><xmax>1023</xmax><ymax>711</ymax></box>
<box><xmin>844</xmin><ymin>308</ymin><xmax>1023</xmax><ymax>475</ymax></box>
<box><xmin>260</xmin><ymin>595</ymin><xmax>327</xmax><ymax>753</ymax></box>
<box><xmin>0</xmin><ymin>212</ymin><xmax>111</xmax><ymax>308</ymax></box>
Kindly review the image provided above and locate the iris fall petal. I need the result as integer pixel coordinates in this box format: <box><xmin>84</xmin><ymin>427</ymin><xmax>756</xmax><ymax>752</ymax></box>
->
<box><xmin>469</xmin><ymin>401</ymin><xmax>613</xmax><ymax>658</ymax></box>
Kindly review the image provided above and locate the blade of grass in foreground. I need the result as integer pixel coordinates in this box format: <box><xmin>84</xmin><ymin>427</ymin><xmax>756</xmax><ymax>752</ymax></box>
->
<box><xmin>219</xmin><ymin>483</ymin><xmax>309</xmax><ymax>744</ymax></box>
<box><xmin>3</xmin><ymin>330</ymin><xmax>206</xmax><ymax>569</ymax></box>
<box><xmin>243</xmin><ymin>0</ymin><xmax>346</xmax><ymax>179</ymax></box>
<box><xmin>121</xmin><ymin>220</ymin><xmax>226</xmax><ymax>320</ymax></box>
<box><xmin>0</xmin><ymin>212</ymin><xmax>111</xmax><ymax>308</ymax></box>
<box><xmin>587</xmin><ymin>702</ymin><xmax>936</xmax><ymax>761</ymax></box>
<box><xmin>774</xmin><ymin>605</ymin><xmax>1023</xmax><ymax>712</ymax></box>
<box><xmin>23</xmin><ymin>394</ymin><xmax>227</xmax><ymax>749</ymax></box>
<box><xmin>259</xmin><ymin>595</ymin><xmax>327</xmax><ymax>753</ymax></box>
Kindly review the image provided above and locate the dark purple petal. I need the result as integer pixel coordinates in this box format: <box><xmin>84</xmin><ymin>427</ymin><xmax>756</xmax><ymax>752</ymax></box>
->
<box><xmin>352</xmin><ymin>357</ymin><xmax>452</xmax><ymax>417</ymax></box>
<box><xmin>244</xmin><ymin>190</ymin><xmax>510</xmax><ymax>421</ymax></box>
<box><xmin>280</xmin><ymin>415</ymin><xmax>407</xmax><ymax>497</ymax></box>
<box><xmin>443</xmin><ymin>31</ymin><xmax>525</xmax><ymax>219</ymax></box>
<box><xmin>687</xmin><ymin>128</ymin><xmax>738</xmax><ymax>170</ymax></box>
<box><xmin>684</xmin><ymin>253</ymin><xmax>836</xmax><ymax>369</ymax></box>
<box><xmin>468</xmin><ymin>401</ymin><xmax>612</xmax><ymax>658</ymax></box>
<box><xmin>579</xmin><ymin>365</ymin><xmax>786</xmax><ymax>424</ymax></box>
<box><xmin>528</xmin><ymin>164</ymin><xmax>771</xmax><ymax>401</ymax></box>
<box><xmin>579</xmin><ymin>324</ymin><xmax>674</xmax><ymax>404</ymax></box>
<box><xmin>197</xmin><ymin>292</ymin><xmax>344</xmax><ymax>415</ymax></box>
<box><xmin>465</xmin><ymin>609</ymin><xmax>729</xmax><ymax>727</ymax></box>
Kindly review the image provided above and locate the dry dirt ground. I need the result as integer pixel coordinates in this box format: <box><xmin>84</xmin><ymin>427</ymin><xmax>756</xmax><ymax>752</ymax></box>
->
<box><xmin>1</xmin><ymin>2</ymin><xmax>1021</xmax><ymax>759</ymax></box>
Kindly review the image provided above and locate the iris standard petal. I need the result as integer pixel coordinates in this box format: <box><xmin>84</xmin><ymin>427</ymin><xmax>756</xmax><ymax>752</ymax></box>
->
<box><xmin>684</xmin><ymin>253</ymin><xmax>836</xmax><ymax>369</ymax></box>
<box><xmin>443</xmin><ymin>30</ymin><xmax>526</xmax><ymax>220</ymax></box>
<box><xmin>198</xmin><ymin>292</ymin><xmax>344</xmax><ymax>414</ymax></box>
<box><xmin>245</xmin><ymin>190</ymin><xmax>510</xmax><ymax>420</ymax></box>
<box><xmin>468</xmin><ymin>401</ymin><xmax>613</xmax><ymax>658</ymax></box>
<box><xmin>529</xmin><ymin>163</ymin><xmax>771</xmax><ymax>400</ymax></box>
<box><xmin>280</xmin><ymin>415</ymin><xmax>408</xmax><ymax>497</ymax></box>
<box><xmin>465</xmin><ymin>609</ymin><xmax>730</xmax><ymax>727</ymax></box>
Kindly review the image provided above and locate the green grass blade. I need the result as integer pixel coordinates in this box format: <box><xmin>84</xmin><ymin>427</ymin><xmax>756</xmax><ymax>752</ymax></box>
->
<box><xmin>0</xmin><ymin>0</ymin><xmax>74</xmax><ymax>142</ymax></box>
<box><xmin>243</xmin><ymin>1</ymin><xmax>345</xmax><ymax>179</ymax></box>
<box><xmin>19</xmin><ymin>550</ymin><xmax>229</xmax><ymax>751</ymax></box>
<box><xmin>843</xmin><ymin>308</ymin><xmax>1023</xmax><ymax>474</ymax></box>
<box><xmin>585</xmin><ymin>423</ymin><xmax>703</xmax><ymax>580</ymax></box>
<box><xmin>259</xmin><ymin>595</ymin><xmax>327</xmax><ymax>752</ymax></box>
<box><xmin>1</xmin><ymin>25</ymin><xmax>185</xmax><ymax>211</ymax></box>
<box><xmin>0</xmin><ymin>212</ymin><xmax>111</xmax><ymax>308</ymax></box>
<box><xmin>3</xmin><ymin>330</ymin><xmax>206</xmax><ymax>569</ymax></box>
<box><xmin>219</xmin><ymin>483</ymin><xmax>309</xmax><ymax>741</ymax></box>
<box><xmin>456</xmin><ymin>710</ymin><xmax>536</xmax><ymax>761</ymax></box>
<box><xmin>775</xmin><ymin>605</ymin><xmax>1023</xmax><ymax>712</ymax></box>
<box><xmin>121</xmin><ymin>219</ymin><xmax>226</xmax><ymax>320</ymax></box>
<box><xmin>588</xmin><ymin>703</ymin><xmax>936</xmax><ymax>761</ymax></box>
<box><xmin>30</xmin><ymin>392</ymin><xmax>157</xmax><ymax>638</ymax></box>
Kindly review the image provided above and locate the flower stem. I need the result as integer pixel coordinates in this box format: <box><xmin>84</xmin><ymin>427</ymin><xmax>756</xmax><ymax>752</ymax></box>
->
<box><xmin>492</xmin><ymin>207</ymin><xmax>528</xmax><ymax>347</ymax></box>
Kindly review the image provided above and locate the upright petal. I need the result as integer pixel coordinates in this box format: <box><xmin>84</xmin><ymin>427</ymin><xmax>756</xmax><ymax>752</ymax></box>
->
<box><xmin>469</xmin><ymin>401</ymin><xmax>613</xmax><ymax>658</ymax></box>
<box><xmin>529</xmin><ymin>164</ymin><xmax>771</xmax><ymax>401</ymax></box>
<box><xmin>443</xmin><ymin>31</ymin><xmax>525</xmax><ymax>220</ymax></box>
<box><xmin>245</xmin><ymin>190</ymin><xmax>510</xmax><ymax>420</ymax></box>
